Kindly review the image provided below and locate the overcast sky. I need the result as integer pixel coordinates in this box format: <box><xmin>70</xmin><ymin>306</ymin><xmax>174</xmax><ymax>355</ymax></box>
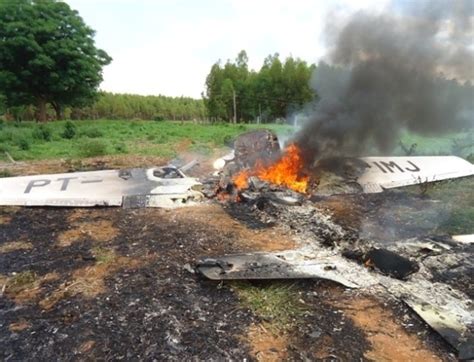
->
<box><xmin>65</xmin><ymin>0</ymin><xmax>389</xmax><ymax>98</ymax></box>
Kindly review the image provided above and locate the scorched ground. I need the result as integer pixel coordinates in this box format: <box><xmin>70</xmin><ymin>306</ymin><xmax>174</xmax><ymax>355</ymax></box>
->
<box><xmin>0</xmin><ymin>155</ymin><xmax>471</xmax><ymax>360</ymax></box>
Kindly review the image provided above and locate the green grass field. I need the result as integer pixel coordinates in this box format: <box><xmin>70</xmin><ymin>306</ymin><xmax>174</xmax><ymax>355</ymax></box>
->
<box><xmin>0</xmin><ymin>120</ymin><xmax>294</xmax><ymax>161</ymax></box>
<box><xmin>393</xmin><ymin>129</ymin><xmax>473</xmax><ymax>157</ymax></box>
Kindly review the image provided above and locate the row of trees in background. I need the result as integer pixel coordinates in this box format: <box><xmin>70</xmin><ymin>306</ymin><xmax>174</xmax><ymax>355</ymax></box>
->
<box><xmin>203</xmin><ymin>51</ymin><xmax>316</xmax><ymax>123</ymax></box>
<box><xmin>0</xmin><ymin>92</ymin><xmax>206</xmax><ymax>122</ymax></box>
<box><xmin>75</xmin><ymin>93</ymin><xmax>206</xmax><ymax>121</ymax></box>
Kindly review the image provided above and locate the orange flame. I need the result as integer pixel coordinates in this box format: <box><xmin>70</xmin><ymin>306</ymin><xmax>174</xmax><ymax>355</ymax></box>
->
<box><xmin>233</xmin><ymin>143</ymin><xmax>309</xmax><ymax>193</ymax></box>
<box><xmin>233</xmin><ymin>169</ymin><xmax>250</xmax><ymax>189</ymax></box>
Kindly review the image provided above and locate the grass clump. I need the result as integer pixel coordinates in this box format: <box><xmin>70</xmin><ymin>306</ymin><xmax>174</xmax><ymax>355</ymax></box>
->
<box><xmin>7</xmin><ymin>270</ymin><xmax>37</xmax><ymax>294</ymax></box>
<box><xmin>33</xmin><ymin>125</ymin><xmax>52</xmax><ymax>141</ymax></box>
<box><xmin>80</xmin><ymin>127</ymin><xmax>103</xmax><ymax>138</ymax></box>
<box><xmin>232</xmin><ymin>281</ymin><xmax>306</xmax><ymax>332</ymax></box>
<box><xmin>92</xmin><ymin>247</ymin><xmax>116</xmax><ymax>264</ymax></box>
<box><xmin>79</xmin><ymin>139</ymin><xmax>108</xmax><ymax>158</ymax></box>
<box><xmin>16</xmin><ymin>138</ymin><xmax>30</xmax><ymax>150</ymax></box>
<box><xmin>61</xmin><ymin>121</ymin><xmax>76</xmax><ymax>139</ymax></box>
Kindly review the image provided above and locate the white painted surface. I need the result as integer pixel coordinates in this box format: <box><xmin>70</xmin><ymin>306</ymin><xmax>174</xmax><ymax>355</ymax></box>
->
<box><xmin>358</xmin><ymin>156</ymin><xmax>474</xmax><ymax>193</ymax></box>
<box><xmin>0</xmin><ymin>168</ymin><xmax>201</xmax><ymax>207</ymax></box>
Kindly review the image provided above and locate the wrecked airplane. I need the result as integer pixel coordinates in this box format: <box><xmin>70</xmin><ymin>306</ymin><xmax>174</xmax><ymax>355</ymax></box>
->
<box><xmin>0</xmin><ymin>165</ymin><xmax>202</xmax><ymax>208</ymax></box>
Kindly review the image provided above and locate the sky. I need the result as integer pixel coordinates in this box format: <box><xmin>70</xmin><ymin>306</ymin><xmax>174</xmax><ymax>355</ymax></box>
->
<box><xmin>65</xmin><ymin>0</ymin><xmax>389</xmax><ymax>98</ymax></box>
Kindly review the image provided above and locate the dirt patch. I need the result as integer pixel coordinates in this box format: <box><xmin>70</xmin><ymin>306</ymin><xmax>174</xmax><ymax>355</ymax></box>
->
<box><xmin>313</xmin><ymin>335</ymin><xmax>339</xmax><ymax>359</ymax></box>
<box><xmin>0</xmin><ymin>241</ymin><xmax>33</xmax><ymax>253</ymax></box>
<box><xmin>0</xmin><ymin>155</ymin><xmax>167</xmax><ymax>176</ymax></box>
<box><xmin>57</xmin><ymin>220</ymin><xmax>118</xmax><ymax>247</ymax></box>
<box><xmin>0</xmin><ymin>215</ymin><xmax>12</xmax><ymax>225</ymax></box>
<box><xmin>39</xmin><ymin>253</ymin><xmax>141</xmax><ymax>310</ymax></box>
<box><xmin>338</xmin><ymin>295</ymin><xmax>442</xmax><ymax>362</ymax></box>
<box><xmin>9</xmin><ymin>320</ymin><xmax>32</xmax><ymax>333</ymax></box>
<box><xmin>66</xmin><ymin>209</ymin><xmax>103</xmax><ymax>223</ymax></box>
<box><xmin>77</xmin><ymin>340</ymin><xmax>96</xmax><ymax>354</ymax></box>
<box><xmin>316</xmin><ymin>195</ymin><xmax>363</xmax><ymax>229</ymax></box>
<box><xmin>4</xmin><ymin>272</ymin><xmax>60</xmax><ymax>304</ymax></box>
<box><xmin>173</xmin><ymin>205</ymin><xmax>295</xmax><ymax>252</ymax></box>
<box><xmin>174</xmin><ymin>139</ymin><xmax>193</xmax><ymax>153</ymax></box>
<box><xmin>246</xmin><ymin>323</ymin><xmax>288</xmax><ymax>361</ymax></box>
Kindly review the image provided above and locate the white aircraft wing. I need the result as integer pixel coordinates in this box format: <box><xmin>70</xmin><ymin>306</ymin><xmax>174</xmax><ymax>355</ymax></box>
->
<box><xmin>357</xmin><ymin>156</ymin><xmax>474</xmax><ymax>193</ymax></box>
<box><xmin>0</xmin><ymin>167</ymin><xmax>202</xmax><ymax>208</ymax></box>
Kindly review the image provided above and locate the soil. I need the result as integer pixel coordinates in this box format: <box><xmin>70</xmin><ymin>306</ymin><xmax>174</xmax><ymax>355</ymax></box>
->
<box><xmin>245</xmin><ymin>323</ymin><xmax>290</xmax><ymax>361</ymax></box>
<box><xmin>336</xmin><ymin>295</ymin><xmax>443</xmax><ymax>361</ymax></box>
<box><xmin>0</xmin><ymin>157</ymin><xmax>459</xmax><ymax>360</ymax></box>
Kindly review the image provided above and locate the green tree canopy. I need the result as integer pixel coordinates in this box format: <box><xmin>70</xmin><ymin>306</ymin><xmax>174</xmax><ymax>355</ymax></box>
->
<box><xmin>0</xmin><ymin>0</ymin><xmax>111</xmax><ymax>121</ymax></box>
<box><xmin>203</xmin><ymin>50</ymin><xmax>315</xmax><ymax>123</ymax></box>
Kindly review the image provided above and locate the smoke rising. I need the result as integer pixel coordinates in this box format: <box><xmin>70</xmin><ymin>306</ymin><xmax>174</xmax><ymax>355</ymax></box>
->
<box><xmin>296</xmin><ymin>0</ymin><xmax>474</xmax><ymax>165</ymax></box>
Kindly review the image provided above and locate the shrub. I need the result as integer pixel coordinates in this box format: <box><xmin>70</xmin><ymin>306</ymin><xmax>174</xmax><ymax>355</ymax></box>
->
<box><xmin>33</xmin><ymin>125</ymin><xmax>52</xmax><ymax>141</ymax></box>
<box><xmin>17</xmin><ymin>138</ymin><xmax>30</xmax><ymax>150</ymax></box>
<box><xmin>222</xmin><ymin>134</ymin><xmax>233</xmax><ymax>146</ymax></box>
<box><xmin>79</xmin><ymin>139</ymin><xmax>108</xmax><ymax>157</ymax></box>
<box><xmin>0</xmin><ymin>129</ymin><xmax>14</xmax><ymax>142</ymax></box>
<box><xmin>61</xmin><ymin>121</ymin><xmax>76</xmax><ymax>139</ymax></box>
<box><xmin>81</xmin><ymin>127</ymin><xmax>103</xmax><ymax>138</ymax></box>
<box><xmin>154</xmin><ymin>115</ymin><xmax>165</xmax><ymax>122</ymax></box>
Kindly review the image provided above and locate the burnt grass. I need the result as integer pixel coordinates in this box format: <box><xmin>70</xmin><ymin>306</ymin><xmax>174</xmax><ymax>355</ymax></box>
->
<box><xmin>0</xmin><ymin>206</ymin><xmax>373</xmax><ymax>361</ymax></box>
<box><xmin>0</xmin><ymin>207</ymin><xmax>251</xmax><ymax>360</ymax></box>
<box><xmin>0</xmin><ymin>203</ymin><xmax>458</xmax><ymax>360</ymax></box>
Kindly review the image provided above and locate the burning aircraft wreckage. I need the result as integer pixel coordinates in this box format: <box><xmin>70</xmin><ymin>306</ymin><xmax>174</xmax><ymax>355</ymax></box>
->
<box><xmin>0</xmin><ymin>129</ymin><xmax>473</xmax><ymax>358</ymax></box>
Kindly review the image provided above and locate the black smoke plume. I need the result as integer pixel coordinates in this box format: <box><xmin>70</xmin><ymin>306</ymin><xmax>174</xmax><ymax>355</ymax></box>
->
<box><xmin>296</xmin><ymin>0</ymin><xmax>474</xmax><ymax>165</ymax></box>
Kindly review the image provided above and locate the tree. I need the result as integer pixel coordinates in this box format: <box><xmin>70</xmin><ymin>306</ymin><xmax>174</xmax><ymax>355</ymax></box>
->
<box><xmin>0</xmin><ymin>0</ymin><xmax>111</xmax><ymax>122</ymax></box>
<box><xmin>203</xmin><ymin>62</ymin><xmax>226</xmax><ymax>121</ymax></box>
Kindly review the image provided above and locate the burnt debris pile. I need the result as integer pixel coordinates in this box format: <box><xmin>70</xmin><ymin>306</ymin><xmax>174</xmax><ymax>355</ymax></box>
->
<box><xmin>203</xmin><ymin>130</ymin><xmax>369</xmax><ymax>200</ymax></box>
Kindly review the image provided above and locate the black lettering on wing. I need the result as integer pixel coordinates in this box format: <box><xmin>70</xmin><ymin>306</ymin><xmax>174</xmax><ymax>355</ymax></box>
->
<box><xmin>24</xmin><ymin>179</ymin><xmax>51</xmax><ymax>193</ymax></box>
<box><xmin>81</xmin><ymin>179</ymin><xmax>103</xmax><ymax>184</ymax></box>
<box><xmin>405</xmin><ymin>161</ymin><xmax>420</xmax><ymax>172</ymax></box>
<box><xmin>57</xmin><ymin>177</ymin><xmax>77</xmax><ymax>191</ymax></box>
<box><xmin>373</xmin><ymin>161</ymin><xmax>387</xmax><ymax>173</ymax></box>
<box><xmin>380</xmin><ymin>161</ymin><xmax>404</xmax><ymax>173</ymax></box>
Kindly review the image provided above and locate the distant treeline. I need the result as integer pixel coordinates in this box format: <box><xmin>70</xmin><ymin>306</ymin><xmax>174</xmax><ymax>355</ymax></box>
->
<box><xmin>0</xmin><ymin>92</ymin><xmax>206</xmax><ymax>122</ymax></box>
<box><xmin>2</xmin><ymin>50</ymin><xmax>473</xmax><ymax>125</ymax></box>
